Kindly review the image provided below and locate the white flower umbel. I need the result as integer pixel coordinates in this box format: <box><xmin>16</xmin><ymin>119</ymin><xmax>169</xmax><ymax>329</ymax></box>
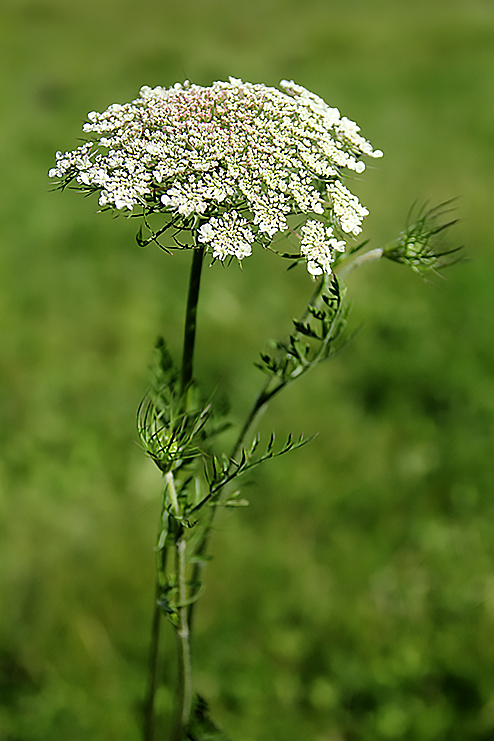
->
<box><xmin>49</xmin><ymin>78</ymin><xmax>382</xmax><ymax>274</ymax></box>
<box><xmin>327</xmin><ymin>180</ymin><xmax>370</xmax><ymax>236</ymax></box>
<box><xmin>198</xmin><ymin>211</ymin><xmax>255</xmax><ymax>262</ymax></box>
<box><xmin>300</xmin><ymin>220</ymin><xmax>346</xmax><ymax>276</ymax></box>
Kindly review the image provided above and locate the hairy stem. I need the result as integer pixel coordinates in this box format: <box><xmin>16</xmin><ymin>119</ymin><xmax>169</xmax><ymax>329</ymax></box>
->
<box><xmin>171</xmin><ymin>536</ymin><xmax>193</xmax><ymax>740</ymax></box>
<box><xmin>165</xmin><ymin>471</ymin><xmax>180</xmax><ymax>519</ymax></box>
<box><xmin>230</xmin><ymin>382</ymin><xmax>270</xmax><ymax>462</ymax></box>
<box><xmin>337</xmin><ymin>247</ymin><xmax>383</xmax><ymax>280</ymax></box>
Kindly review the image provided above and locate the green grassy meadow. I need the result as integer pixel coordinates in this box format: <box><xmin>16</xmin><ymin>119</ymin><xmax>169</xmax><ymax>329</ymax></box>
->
<box><xmin>2</xmin><ymin>0</ymin><xmax>494</xmax><ymax>738</ymax></box>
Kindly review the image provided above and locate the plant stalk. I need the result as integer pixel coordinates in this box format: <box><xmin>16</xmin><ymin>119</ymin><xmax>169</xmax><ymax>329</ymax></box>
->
<box><xmin>143</xmin><ymin>581</ymin><xmax>163</xmax><ymax>741</ymax></box>
<box><xmin>337</xmin><ymin>247</ymin><xmax>383</xmax><ymax>280</ymax></box>
<box><xmin>143</xmin><ymin>538</ymin><xmax>168</xmax><ymax>741</ymax></box>
<box><xmin>143</xmin><ymin>247</ymin><xmax>205</xmax><ymax>741</ymax></box>
<box><xmin>181</xmin><ymin>246</ymin><xmax>205</xmax><ymax>396</ymax></box>
<box><xmin>171</xmin><ymin>535</ymin><xmax>193</xmax><ymax>740</ymax></box>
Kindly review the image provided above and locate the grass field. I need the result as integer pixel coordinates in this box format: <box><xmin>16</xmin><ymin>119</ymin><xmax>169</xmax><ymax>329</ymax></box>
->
<box><xmin>1</xmin><ymin>0</ymin><xmax>494</xmax><ymax>739</ymax></box>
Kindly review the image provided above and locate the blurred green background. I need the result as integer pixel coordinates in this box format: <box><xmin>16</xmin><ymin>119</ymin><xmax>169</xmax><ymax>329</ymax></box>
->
<box><xmin>1</xmin><ymin>0</ymin><xmax>494</xmax><ymax>739</ymax></box>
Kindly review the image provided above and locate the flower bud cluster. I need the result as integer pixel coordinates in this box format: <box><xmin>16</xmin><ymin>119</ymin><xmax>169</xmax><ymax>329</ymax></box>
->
<box><xmin>49</xmin><ymin>78</ymin><xmax>382</xmax><ymax>274</ymax></box>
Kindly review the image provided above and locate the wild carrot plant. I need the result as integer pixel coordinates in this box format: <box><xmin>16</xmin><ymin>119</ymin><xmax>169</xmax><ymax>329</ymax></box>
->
<box><xmin>49</xmin><ymin>78</ymin><xmax>458</xmax><ymax>740</ymax></box>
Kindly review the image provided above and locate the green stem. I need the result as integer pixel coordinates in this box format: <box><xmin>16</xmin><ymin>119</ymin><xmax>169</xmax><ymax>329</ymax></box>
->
<box><xmin>181</xmin><ymin>246</ymin><xmax>205</xmax><ymax>397</ymax></box>
<box><xmin>337</xmin><ymin>247</ymin><xmax>383</xmax><ymax>280</ymax></box>
<box><xmin>230</xmin><ymin>382</ymin><xmax>270</xmax><ymax>462</ymax></box>
<box><xmin>171</xmin><ymin>535</ymin><xmax>193</xmax><ymax>741</ymax></box>
<box><xmin>230</xmin><ymin>277</ymin><xmax>325</xmax><ymax>460</ymax></box>
<box><xmin>165</xmin><ymin>471</ymin><xmax>180</xmax><ymax>519</ymax></box>
<box><xmin>143</xmin><ymin>247</ymin><xmax>205</xmax><ymax>741</ymax></box>
<box><xmin>143</xmin><ymin>536</ymin><xmax>168</xmax><ymax>741</ymax></box>
<box><xmin>143</xmin><ymin>583</ymin><xmax>162</xmax><ymax>741</ymax></box>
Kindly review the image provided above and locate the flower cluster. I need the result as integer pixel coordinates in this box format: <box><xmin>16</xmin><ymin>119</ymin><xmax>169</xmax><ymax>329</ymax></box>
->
<box><xmin>49</xmin><ymin>78</ymin><xmax>382</xmax><ymax>274</ymax></box>
<box><xmin>300</xmin><ymin>220</ymin><xmax>346</xmax><ymax>276</ymax></box>
<box><xmin>198</xmin><ymin>211</ymin><xmax>254</xmax><ymax>261</ymax></box>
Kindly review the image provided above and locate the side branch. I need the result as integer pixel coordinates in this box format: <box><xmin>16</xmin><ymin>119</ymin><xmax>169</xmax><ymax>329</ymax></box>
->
<box><xmin>337</xmin><ymin>247</ymin><xmax>384</xmax><ymax>280</ymax></box>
